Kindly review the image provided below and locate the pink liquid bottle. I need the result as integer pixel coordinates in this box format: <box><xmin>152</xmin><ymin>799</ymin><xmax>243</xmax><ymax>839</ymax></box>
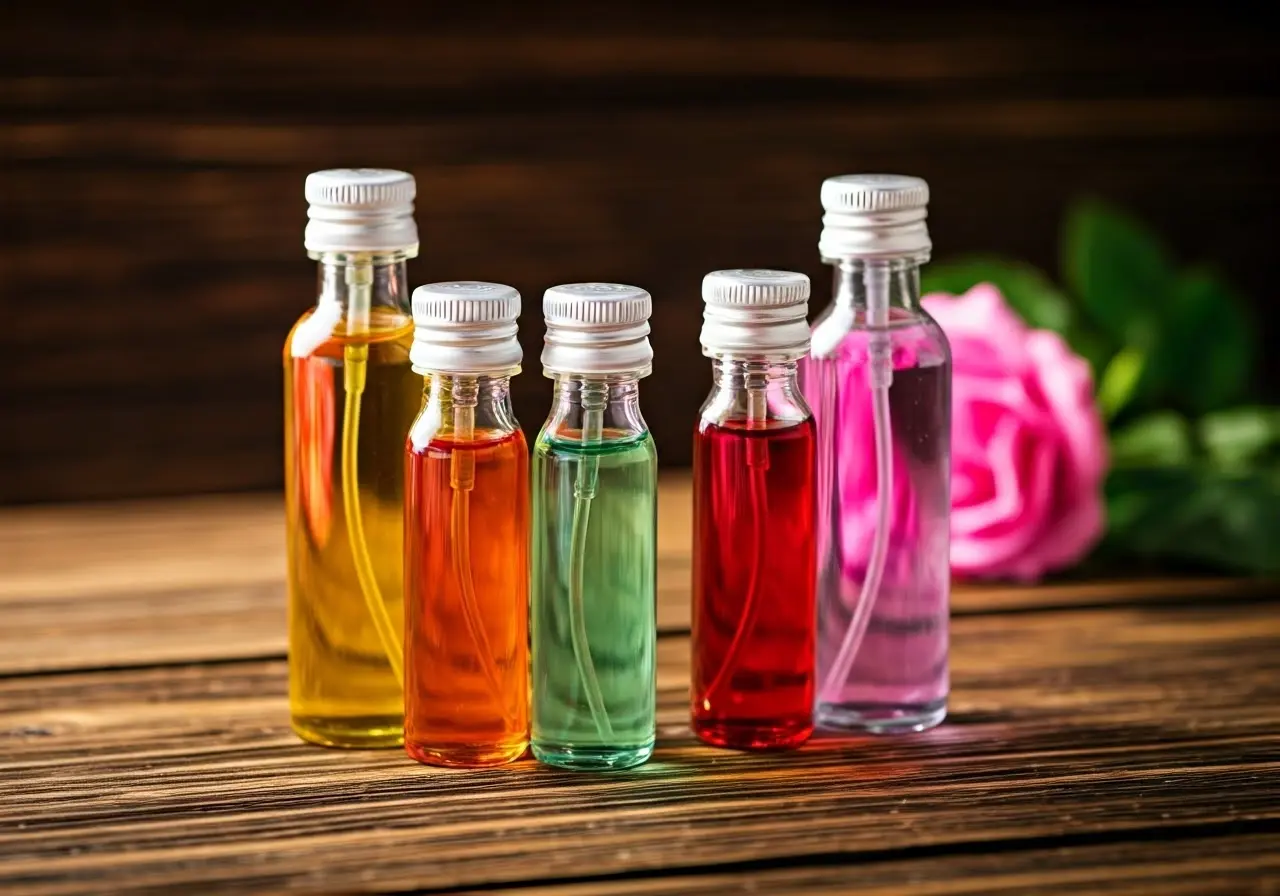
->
<box><xmin>801</xmin><ymin>175</ymin><xmax>952</xmax><ymax>733</ymax></box>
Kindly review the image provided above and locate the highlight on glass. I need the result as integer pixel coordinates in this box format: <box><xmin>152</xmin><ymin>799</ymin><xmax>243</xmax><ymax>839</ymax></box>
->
<box><xmin>403</xmin><ymin>281</ymin><xmax>530</xmax><ymax>767</ymax></box>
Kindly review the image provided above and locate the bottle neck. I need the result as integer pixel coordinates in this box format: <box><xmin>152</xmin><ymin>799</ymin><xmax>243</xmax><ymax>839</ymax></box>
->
<box><xmin>314</xmin><ymin>251</ymin><xmax>411</xmax><ymax>331</ymax></box>
<box><xmin>701</xmin><ymin>357</ymin><xmax>809</xmax><ymax>427</ymax></box>
<box><xmin>543</xmin><ymin>374</ymin><xmax>647</xmax><ymax>443</ymax></box>
<box><xmin>423</xmin><ymin>374</ymin><xmax>519</xmax><ymax>442</ymax></box>
<box><xmin>828</xmin><ymin>258</ymin><xmax>922</xmax><ymax>317</ymax></box>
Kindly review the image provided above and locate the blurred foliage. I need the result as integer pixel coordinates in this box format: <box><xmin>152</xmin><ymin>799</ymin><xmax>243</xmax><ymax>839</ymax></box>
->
<box><xmin>923</xmin><ymin>199</ymin><xmax>1278</xmax><ymax>576</ymax></box>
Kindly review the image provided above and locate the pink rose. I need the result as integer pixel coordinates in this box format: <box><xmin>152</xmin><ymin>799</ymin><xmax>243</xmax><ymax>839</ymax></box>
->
<box><xmin>922</xmin><ymin>284</ymin><xmax>1107</xmax><ymax>580</ymax></box>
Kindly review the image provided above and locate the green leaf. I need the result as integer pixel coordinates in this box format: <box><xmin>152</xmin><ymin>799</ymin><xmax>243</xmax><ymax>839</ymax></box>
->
<box><xmin>1154</xmin><ymin>269</ymin><xmax>1256</xmax><ymax>414</ymax></box>
<box><xmin>1062</xmin><ymin>198</ymin><xmax>1174</xmax><ymax>351</ymax></box>
<box><xmin>1105</xmin><ymin>465</ymin><xmax>1280</xmax><ymax>575</ymax></box>
<box><xmin>922</xmin><ymin>257</ymin><xmax>1074</xmax><ymax>333</ymax></box>
<box><xmin>1065</xmin><ymin>329</ymin><xmax>1113</xmax><ymax>381</ymax></box>
<box><xmin>1096</xmin><ymin>346</ymin><xmax>1146</xmax><ymax>421</ymax></box>
<box><xmin>1109</xmin><ymin>411</ymin><xmax>1193</xmax><ymax>469</ymax></box>
<box><xmin>1198</xmin><ymin>406</ymin><xmax>1280</xmax><ymax>470</ymax></box>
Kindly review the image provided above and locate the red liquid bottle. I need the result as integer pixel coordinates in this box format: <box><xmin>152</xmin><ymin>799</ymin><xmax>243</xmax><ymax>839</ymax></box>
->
<box><xmin>691</xmin><ymin>269</ymin><xmax>817</xmax><ymax>750</ymax></box>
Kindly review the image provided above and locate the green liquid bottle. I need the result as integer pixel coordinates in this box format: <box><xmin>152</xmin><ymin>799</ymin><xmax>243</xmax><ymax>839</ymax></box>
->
<box><xmin>531</xmin><ymin>283</ymin><xmax>658</xmax><ymax>770</ymax></box>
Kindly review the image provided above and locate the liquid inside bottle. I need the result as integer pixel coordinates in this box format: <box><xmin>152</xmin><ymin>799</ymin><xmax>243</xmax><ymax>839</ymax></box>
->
<box><xmin>805</xmin><ymin>295</ymin><xmax>951</xmax><ymax>733</ymax></box>
<box><xmin>285</xmin><ymin>306</ymin><xmax>418</xmax><ymax>748</ymax></box>
<box><xmin>531</xmin><ymin>427</ymin><xmax>658</xmax><ymax>770</ymax></box>
<box><xmin>692</xmin><ymin>419</ymin><xmax>816</xmax><ymax>749</ymax></box>
<box><xmin>403</xmin><ymin>362</ymin><xmax>530</xmax><ymax>767</ymax></box>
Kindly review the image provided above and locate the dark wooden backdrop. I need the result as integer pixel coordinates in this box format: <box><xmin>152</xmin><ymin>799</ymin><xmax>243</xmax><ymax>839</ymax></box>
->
<box><xmin>3</xmin><ymin>2</ymin><xmax>1277</xmax><ymax>503</ymax></box>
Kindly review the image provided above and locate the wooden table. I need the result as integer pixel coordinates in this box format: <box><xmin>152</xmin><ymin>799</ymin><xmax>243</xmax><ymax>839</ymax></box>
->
<box><xmin>2</xmin><ymin>477</ymin><xmax>1278</xmax><ymax>894</ymax></box>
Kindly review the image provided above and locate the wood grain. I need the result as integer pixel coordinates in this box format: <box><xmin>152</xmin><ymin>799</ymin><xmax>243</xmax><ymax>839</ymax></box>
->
<box><xmin>3</xmin><ymin>4</ymin><xmax>1278</xmax><ymax>502</ymax></box>
<box><xmin>1</xmin><ymin>486</ymin><xmax>1278</xmax><ymax>892</ymax></box>
<box><xmin>0</xmin><ymin>479</ymin><xmax>1262</xmax><ymax>674</ymax></box>
<box><xmin>2</xmin><ymin>599</ymin><xmax>1278</xmax><ymax>893</ymax></box>
<box><xmin>491</xmin><ymin>835</ymin><xmax>1280</xmax><ymax>896</ymax></box>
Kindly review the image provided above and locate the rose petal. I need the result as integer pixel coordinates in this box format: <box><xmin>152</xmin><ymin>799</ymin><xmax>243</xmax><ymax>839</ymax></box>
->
<box><xmin>1025</xmin><ymin>330</ymin><xmax>1109</xmax><ymax>485</ymax></box>
<box><xmin>924</xmin><ymin>283</ymin><xmax>1030</xmax><ymax>368</ymax></box>
<box><xmin>952</xmin><ymin>416</ymin><xmax>1043</xmax><ymax>571</ymax></box>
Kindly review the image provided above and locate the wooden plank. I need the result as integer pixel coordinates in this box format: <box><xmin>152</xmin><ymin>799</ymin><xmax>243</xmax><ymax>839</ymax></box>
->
<box><xmin>0</xmin><ymin>486</ymin><xmax>1264</xmax><ymax>674</ymax></box>
<box><xmin>484</xmin><ymin>834</ymin><xmax>1280</xmax><ymax>896</ymax></box>
<box><xmin>1</xmin><ymin>601</ymin><xmax>1277</xmax><ymax>893</ymax></box>
<box><xmin>3</xmin><ymin>7</ymin><xmax>1274</xmax><ymax>99</ymax></box>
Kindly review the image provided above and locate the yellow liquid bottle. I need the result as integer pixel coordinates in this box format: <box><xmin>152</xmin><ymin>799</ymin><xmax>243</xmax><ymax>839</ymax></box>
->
<box><xmin>285</xmin><ymin>169</ymin><xmax>420</xmax><ymax>747</ymax></box>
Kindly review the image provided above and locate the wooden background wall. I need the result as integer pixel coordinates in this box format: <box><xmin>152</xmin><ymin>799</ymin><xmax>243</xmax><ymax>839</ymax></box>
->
<box><xmin>3</xmin><ymin>2</ymin><xmax>1277</xmax><ymax>503</ymax></box>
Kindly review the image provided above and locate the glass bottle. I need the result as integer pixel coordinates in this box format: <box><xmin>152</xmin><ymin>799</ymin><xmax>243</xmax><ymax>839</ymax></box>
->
<box><xmin>284</xmin><ymin>169</ymin><xmax>420</xmax><ymax>748</ymax></box>
<box><xmin>531</xmin><ymin>283</ymin><xmax>658</xmax><ymax>770</ymax></box>
<box><xmin>403</xmin><ymin>282</ymin><xmax>530</xmax><ymax>767</ymax></box>
<box><xmin>802</xmin><ymin>174</ymin><xmax>952</xmax><ymax>733</ymax></box>
<box><xmin>692</xmin><ymin>270</ymin><xmax>816</xmax><ymax>750</ymax></box>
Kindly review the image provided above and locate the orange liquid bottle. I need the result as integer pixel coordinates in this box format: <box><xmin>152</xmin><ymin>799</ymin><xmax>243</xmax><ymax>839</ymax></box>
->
<box><xmin>403</xmin><ymin>281</ymin><xmax>530</xmax><ymax>767</ymax></box>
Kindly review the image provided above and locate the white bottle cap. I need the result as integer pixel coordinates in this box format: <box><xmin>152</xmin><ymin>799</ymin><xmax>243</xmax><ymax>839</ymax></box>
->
<box><xmin>541</xmin><ymin>283</ymin><xmax>654</xmax><ymax>377</ymax></box>
<box><xmin>410</xmin><ymin>281</ymin><xmax>522</xmax><ymax>375</ymax></box>
<box><xmin>818</xmin><ymin>174</ymin><xmax>931</xmax><ymax>261</ymax></box>
<box><xmin>304</xmin><ymin>168</ymin><xmax>420</xmax><ymax>254</ymax></box>
<box><xmin>700</xmin><ymin>269</ymin><xmax>811</xmax><ymax>360</ymax></box>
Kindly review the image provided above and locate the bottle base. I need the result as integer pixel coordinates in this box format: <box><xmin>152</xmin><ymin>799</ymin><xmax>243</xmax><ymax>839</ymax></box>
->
<box><xmin>532</xmin><ymin>739</ymin><xmax>654</xmax><ymax>771</ymax></box>
<box><xmin>694</xmin><ymin>716</ymin><xmax>813</xmax><ymax>751</ymax></box>
<box><xmin>405</xmin><ymin>737</ymin><xmax>528</xmax><ymax>768</ymax></box>
<box><xmin>816</xmin><ymin>699</ymin><xmax>946</xmax><ymax>734</ymax></box>
<box><xmin>291</xmin><ymin>714</ymin><xmax>404</xmax><ymax>749</ymax></box>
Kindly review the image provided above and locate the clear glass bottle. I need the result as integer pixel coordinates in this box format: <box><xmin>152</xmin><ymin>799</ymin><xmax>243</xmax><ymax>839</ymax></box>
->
<box><xmin>403</xmin><ymin>282</ymin><xmax>529</xmax><ymax>767</ymax></box>
<box><xmin>802</xmin><ymin>175</ymin><xmax>952</xmax><ymax>734</ymax></box>
<box><xmin>284</xmin><ymin>169</ymin><xmax>420</xmax><ymax>748</ymax></box>
<box><xmin>531</xmin><ymin>283</ymin><xmax>658</xmax><ymax>771</ymax></box>
<box><xmin>692</xmin><ymin>270</ymin><xmax>816</xmax><ymax>750</ymax></box>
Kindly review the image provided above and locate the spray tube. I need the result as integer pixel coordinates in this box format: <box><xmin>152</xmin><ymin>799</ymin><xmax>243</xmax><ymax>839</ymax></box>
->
<box><xmin>567</xmin><ymin>380</ymin><xmax>615</xmax><ymax>742</ymax></box>
<box><xmin>819</xmin><ymin>262</ymin><xmax>893</xmax><ymax>701</ymax></box>
<box><xmin>700</xmin><ymin>370</ymin><xmax>770</xmax><ymax>706</ymax></box>
<box><xmin>341</xmin><ymin>258</ymin><xmax>404</xmax><ymax>685</ymax></box>
<box><xmin>447</xmin><ymin>378</ymin><xmax>507</xmax><ymax>712</ymax></box>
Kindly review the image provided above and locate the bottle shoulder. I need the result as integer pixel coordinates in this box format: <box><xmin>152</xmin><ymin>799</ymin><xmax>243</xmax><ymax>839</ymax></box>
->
<box><xmin>408</xmin><ymin>393</ymin><xmax>523</xmax><ymax>454</ymax></box>
<box><xmin>409</xmin><ymin>422</ymin><xmax>527</xmax><ymax>456</ymax></box>
<box><xmin>284</xmin><ymin>306</ymin><xmax>414</xmax><ymax>361</ymax></box>
<box><xmin>536</xmin><ymin>426</ymin><xmax>653</xmax><ymax>451</ymax></box>
<box><xmin>537</xmin><ymin>380</ymin><xmax>651</xmax><ymax>452</ymax></box>
<box><xmin>697</xmin><ymin>380</ymin><xmax>812</xmax><ymax>430</ymax></box>
<box><xmin>807</xmin><ymin>308</ymin><xmax>950</xmax><ymax>368</ymax></box>
<box><xmin>697</xmin><ymin>414</ymin><xmax>813</xmax><ymax>435</ymax></box>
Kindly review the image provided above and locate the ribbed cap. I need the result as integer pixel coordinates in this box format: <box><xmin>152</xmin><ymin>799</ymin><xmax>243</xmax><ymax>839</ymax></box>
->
<box><xmin>700</xmin><ymin>269</ymin><xmax>811</xmax><ymax>359</ymax></box>
<box><xmin>409</xmin><ymin>281</ymin><xmax>522</xmax><ymax>375</ymax></box>
<box><xmin>304</xmin><ymin>168</ymin><xmax>419</xmax><ymax>254</ymax></box>
<box><xmin>818</xmin><ymin>173</ymin><xmax>931</xmax><ymax>261</ymax></box>
<box><xmin>541</xmin><ymin>282</ymin><xmax>654</xmax><ymax>377</ymax></box>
